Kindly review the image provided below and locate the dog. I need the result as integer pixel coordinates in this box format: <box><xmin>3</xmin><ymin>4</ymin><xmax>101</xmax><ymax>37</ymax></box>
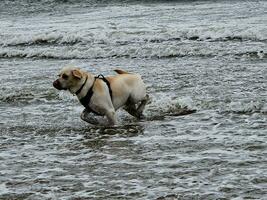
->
<box><xmin>53</xmin><ymin>66</ymin><xmax>149</xmax><ymax>125</ymax></box>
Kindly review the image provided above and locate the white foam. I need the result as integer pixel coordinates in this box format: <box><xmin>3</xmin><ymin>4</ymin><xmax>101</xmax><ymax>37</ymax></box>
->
<box><xmin>145</xmin><ymin>93</ymin><xmax>197</xmax><ymax>117</ymax></box>
<box><xmin>227</xmin><ymin>101</ymin><xmax>265</xmax><ymax>114</ymax></box>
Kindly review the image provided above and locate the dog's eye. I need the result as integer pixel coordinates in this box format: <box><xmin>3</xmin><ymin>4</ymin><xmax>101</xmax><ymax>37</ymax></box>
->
<box><xmin>62</xmin><ymin>74</ymin><xmax>68</xmax><ymax>80</ymax></box>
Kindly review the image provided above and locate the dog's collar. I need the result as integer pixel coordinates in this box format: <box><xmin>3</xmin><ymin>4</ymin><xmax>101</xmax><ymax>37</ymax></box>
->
<box><xmin>75</xmin><ymin>76</ymin><xmax>88</xmax><ymax>95</ymax></box>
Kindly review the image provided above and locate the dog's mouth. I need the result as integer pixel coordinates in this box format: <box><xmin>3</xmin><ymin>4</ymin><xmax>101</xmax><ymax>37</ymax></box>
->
<box><xmin>53</xmin><ymin>80</ymin><xmax>67</xmax><ymax>90</ymax></box>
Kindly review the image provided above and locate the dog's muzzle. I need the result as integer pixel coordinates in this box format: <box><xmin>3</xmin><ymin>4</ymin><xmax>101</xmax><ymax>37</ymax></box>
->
<box><xmin>53</xmin><ymin>79</ymin><xmax>66</xmax><ymax>90</ymax></box>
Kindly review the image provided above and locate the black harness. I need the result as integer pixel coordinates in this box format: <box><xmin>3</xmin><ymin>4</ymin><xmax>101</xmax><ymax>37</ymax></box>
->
<box><xmin>75</xmin><ymin>74</ymin><xmax>113</xmax><ymax>115</ymax></box>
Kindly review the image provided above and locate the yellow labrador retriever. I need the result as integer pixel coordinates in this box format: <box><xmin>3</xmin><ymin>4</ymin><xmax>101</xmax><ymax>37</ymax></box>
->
<box><xmin>53</xmin><ymin>66</ymin><xmax>148</xmax><ymax>125</ymax></box>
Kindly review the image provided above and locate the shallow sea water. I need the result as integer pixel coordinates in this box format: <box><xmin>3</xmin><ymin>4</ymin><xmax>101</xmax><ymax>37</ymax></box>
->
<box><xmin>0</xmin><ymin>0</ymin><xmax>267</xmax><ymax>199</ymax></box>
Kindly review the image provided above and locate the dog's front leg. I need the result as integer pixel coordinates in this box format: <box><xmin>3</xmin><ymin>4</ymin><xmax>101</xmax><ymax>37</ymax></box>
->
<box><xmin>80</xmin><ymin>108</ymin><xmax>99</xmax><ymax>125</ymax></box>
<box><xmin>105</xmin><ymin>109</ymin><xmax>118</xmax><ymax>126</ymax></box>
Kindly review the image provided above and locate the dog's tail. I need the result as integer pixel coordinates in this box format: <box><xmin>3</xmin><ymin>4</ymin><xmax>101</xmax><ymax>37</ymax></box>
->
<box><xmin>114</xmin><ymin>69</ymin><xmax>130</xmax><ymax>74</ymax></box>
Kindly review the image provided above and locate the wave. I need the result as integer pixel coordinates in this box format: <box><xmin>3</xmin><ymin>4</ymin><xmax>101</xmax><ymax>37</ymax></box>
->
<box><xmin>1</xmin><ymin>33</ymin><xmax>86</xmax><ymax>47</ymax></box>
<box><xmin>1</xmin><ymin>27</ymin><xmax>266</xmax><ymax>48</ymax></box>
<box><xmin>0</xmin><ymin>48</ymin><xmax>266</xmax><ymax>60</ymax></box>
<box><xmin>0</xmin><ymin>48</ymin><xmax>214</xmax><ymax>59</ymax></box>
<box><xmin>1</xmin><ymin>26</ymin><xmax>265</xmax><ymax>60</ymax></box>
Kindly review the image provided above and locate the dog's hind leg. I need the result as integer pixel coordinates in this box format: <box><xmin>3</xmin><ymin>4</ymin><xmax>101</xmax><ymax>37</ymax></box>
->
<box><xmin>124</xmin><ymin>96</ymin><xmax>147</xmax><ymax>119</ymax></box>
<box><xmin>124</xmin><ymin>103</ymin><xmax>139</xmax><ymax>118</ymax></box>
<box><xmin>80</xmin><ymin>109</ymin><xmax>99</xmax><ymax>125</ymax></box>
<box><xmin>136</xmin><ymin>94</ymin><xmax>149</xmax><ymax>119</ymax></box>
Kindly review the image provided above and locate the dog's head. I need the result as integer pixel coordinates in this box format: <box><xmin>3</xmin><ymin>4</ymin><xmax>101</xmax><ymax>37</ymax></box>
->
<box><xmin>53</xmin><ymin>66</ymin><xmax>83</xmax><ymax>91</ymax></box>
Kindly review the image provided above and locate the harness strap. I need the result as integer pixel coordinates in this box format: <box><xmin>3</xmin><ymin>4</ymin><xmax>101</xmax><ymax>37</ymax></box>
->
<box><xmin>96</xmin><ymin>74</ymin><xmax>113</xmax><ymax>100</ymax></box>
<box><xmin>79</xmin><ymin>78</ymin><xmax>95</xmax><ymax>109</ymax></box>
<box><xmin>78</xmin><ymin>74</ymin><xmax>112</xmax><ymax>115</ymax></box>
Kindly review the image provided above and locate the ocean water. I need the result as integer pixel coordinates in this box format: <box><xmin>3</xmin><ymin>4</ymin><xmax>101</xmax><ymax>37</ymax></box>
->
<box><xmin>0</xmin><ymin>0</ymin><xmax>266</xmax><ymax>199</ymax></box>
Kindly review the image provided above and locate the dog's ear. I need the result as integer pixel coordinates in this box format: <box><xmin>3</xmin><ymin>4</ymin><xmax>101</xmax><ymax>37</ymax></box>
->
<box><xmin>72</xmin><ymin>69</ymin><xmax>82</xmax><ymax>79</ymax></box>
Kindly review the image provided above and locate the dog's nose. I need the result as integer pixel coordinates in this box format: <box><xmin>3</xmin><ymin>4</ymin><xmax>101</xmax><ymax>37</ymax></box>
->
<box><xmin>53</xmin><ymin>79</ymin><xmax>58</xmax><ymax>87</ymax></box>
<box><xmin>53</xmin><ymin>79</ymin><xmax>61</xmax><ymax>90</ymax></box>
